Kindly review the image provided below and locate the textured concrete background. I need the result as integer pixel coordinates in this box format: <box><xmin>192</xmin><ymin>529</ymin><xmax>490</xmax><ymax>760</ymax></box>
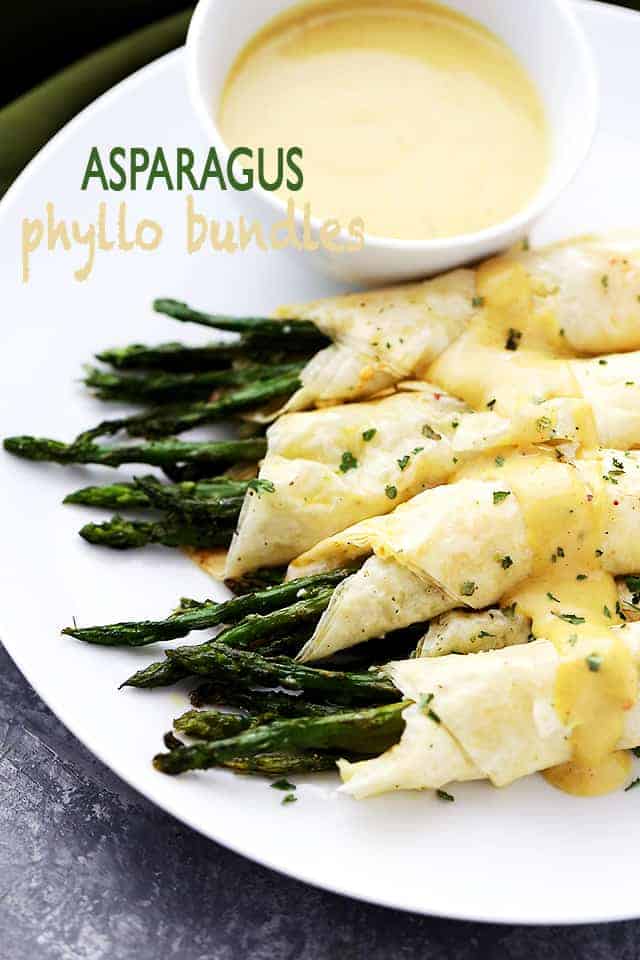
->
<box><xmin>2</xmin><ymin>643</ymin><xmax>640</xmax><ymax>960</ymax></box>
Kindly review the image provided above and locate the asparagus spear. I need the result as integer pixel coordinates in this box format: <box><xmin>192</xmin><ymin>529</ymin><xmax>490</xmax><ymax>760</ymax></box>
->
<box><xmin>154</xmin><ymin>702</ymin><xmax>408</xmax><ymax>774</ymax></box>
<box><xmin>84</xmin><ymin>362</ymin><xmax>301</xmax><ymax>404</ymax></box>
<box><xmin>224</xmin><ymin>567</ymin><xmax>286</xmax><ymax>595</ymax></box>
<box><xmin>131</xmin><ymin>475</ymin><xmax>243</xmax><ymax>522</ymax></box>
<box><xmin>78</xmin><ymin>370</ymin><xmax>301</xmax><ymax>440</ymax></box>
<box><xmin>63</xmin><ymin>569</ymin><xmax>351</xmax><ymax>647</ymax></box>
<box><xmin>189</xmin><ymin>682</ymin><xmax>345</xmax><ymax>717</ymax></box>
<box><xmin>154</xmin><ymin>298</ymin><xmax>327</xmax><ymax>347</ymax></box>
<box><xmin>79</xmin><ymin>515</ymin><xmax>234</xmax><ymax>550</ymax></box>
<box><xmin>200</xmin><ymin>752</ymin><xmax>338</xmax><ymax>776</ymax></box>
<box><xmin>174</xmin><ymin>708</ymin><xmax>253</xmax><ymax>740</ymax></box>
<box><xmin>63</xmin><ymin>476</ymin><xmax>249</xmax><ymax>511</ymax></box>
<box><xmin>134</xmin><ymin>640</ymin><xmax>399</xmax><ymax>705</ymax></box>
<box><xmin>97</xmin><ymin>340</ymin><xmax>245</xmax><ymax>371</ymax></box>
<box><xmin>4</xmin><ymin>435</ymin><xmax>266</xmax><ymax>469</ymax></box>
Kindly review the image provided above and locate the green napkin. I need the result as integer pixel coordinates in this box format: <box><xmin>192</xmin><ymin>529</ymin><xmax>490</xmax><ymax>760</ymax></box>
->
<box><xmin>0</xmin><ymin>8</ymin><xmax>192</xmax><ymax>196</ymax></box>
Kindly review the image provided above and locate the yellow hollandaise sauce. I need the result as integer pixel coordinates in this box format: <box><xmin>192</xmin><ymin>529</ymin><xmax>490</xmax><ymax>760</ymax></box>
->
<box><xmin>218</xmin><ymin>0</ymin><xmax>550</xmax><ymax>241</ymax></box>
<box><xmin>458</xmin><ymin>449</ymin><xmax>637</xmax><ymax>797</ymax></box>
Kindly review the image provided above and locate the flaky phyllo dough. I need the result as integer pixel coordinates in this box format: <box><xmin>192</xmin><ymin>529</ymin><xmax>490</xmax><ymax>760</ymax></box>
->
<box><xmin>226</xmin><ymin>236</ymin><xmax>640</xmax><ymax>579</ymax></box>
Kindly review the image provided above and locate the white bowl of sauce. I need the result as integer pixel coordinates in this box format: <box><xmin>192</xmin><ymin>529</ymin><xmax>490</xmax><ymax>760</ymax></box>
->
<box><xmin>186</xmin><ymin>0</ymin><xmax>598</xmax><ymax>284</ymax></box>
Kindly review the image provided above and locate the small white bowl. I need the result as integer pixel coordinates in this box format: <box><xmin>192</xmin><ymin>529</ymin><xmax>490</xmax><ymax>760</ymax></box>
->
<box><xmin>186</xmin><ymin>0</ymin><xmax>599</xmax><ymax>285</ymax></box>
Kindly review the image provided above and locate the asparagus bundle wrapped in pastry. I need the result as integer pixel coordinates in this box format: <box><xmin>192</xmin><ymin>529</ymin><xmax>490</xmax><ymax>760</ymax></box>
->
<box><xmin>280</xmin><ymin>236</ymin><xmax>640</xmax><ymax>412</ymax></box>
<box><xmin>290</xmin><ymin>449</ymin><xmax>640</xmax><ymax>660</ymax></box>
<box><xmin>340</xmin><ymin>623</ymin><xmax>640</xmax><ymax>800</ymax></box>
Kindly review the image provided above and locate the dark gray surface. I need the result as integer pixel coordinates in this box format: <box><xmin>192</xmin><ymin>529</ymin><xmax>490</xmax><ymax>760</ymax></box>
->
<box><xmin>1</xmin><ymin>643</ymin><xmax>639</xmax><ymax>960</ymax></box>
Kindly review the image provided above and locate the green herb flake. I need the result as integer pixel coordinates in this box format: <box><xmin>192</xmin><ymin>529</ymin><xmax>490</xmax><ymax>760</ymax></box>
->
<box><xmin>281</xmin><ymin>793</ymin><xmax>297</xmax><ymax>805</ymax></box>
<box><xmin>436</xmin><ymin>788</ymin><xmax>455</xmax><ymax>802</ymax></box>
<box><xmin>339</xmin><ymin>451</ymin><xmax>358</xmax><ymax>473</ymax></box>
<box><xmin>576</xmin><ymin>574</ymin><xmax>587</xmax><ymax>581</ymax></box>
<box><xmin>625</xmin><ymin>778</ymin><xmax>640</xmax><ymax>793</ymax></box>
<box><xmin>422</xmin><ymin>423</ymin><xmax>442</xmax><ymax>441</ymax></box>
<box><xmin>601</xmin><ymin>274</ymin><xmax>609</xmax><ymax>290</ymax></box>
<box><xmin>460</xmin><ymin>581</ymin><xmax>477</xmax><ymax>597</ymax></box>
<box><xmin>493</xmin><ymin>490</ymin><xmax>511</xmax><ymax>504</ymax></box>
<box><xmin>495</xmin><ymin>455</ymin><xmax>505</xmax><ymax>467</ymax></box>
<box><xmin>553</xmin><ymin>612</ymin><xmax>586</xmax><ymax>625</ymax></box>
<box><xmin>603</xmin><ymin>605</ymin><xmax>612</xmax><ymax>619</ymax></box>
<box><xmin>632</xmin><ymin>747</ymin><xmax>640</xmax><ymax>759</ymax></box>
<box><xmin>536</xmin><ymin>416</ymin><xmax>553</xmax><ymax>433</ymax></box>
<box><xmin>385</xmin><ymin>485</ymin><xmax>398</xmax><ymax>500</ymax></box>
<box><xmin>487</xmin><ymin>397</ymin><xmax>496</xmax><ymax>409</ymax></box>
<box><xmin>472</xmin><ymin>295</ymin><xmax>485</xmax><ymax>308</ymax></box>
<box><xmin>568</xmin><ymin>633</ymin><xmax>578</xmax><ymax>646</ymax></box>
<box><xmin>556</xmin><ymin>546</ymin><xmax>565</xmax><ymax>558</ymax></box>
<box><xmin>586</xmin><ymin>653</ymin><xmax>603</xmax><ymax>672</ymax></box>
<box><xmin>248</xmin><ymin>478</ymin><xmax>275</xmax><ymax>496</ymax></box>
<box><xmin>501</xmin><ymin>555</ymin><xmax>513</xmax><ymax>569</ymax></box>
<box><xmin>547</xmin><ymin>592</ymin><xmax>560</xmax><ymax>603</ymax></box>
<box><xmin>271</xmin><ymin>778</ymin><xmax>295</xmax><ymax>792</ymax></box>
<box><xmin>626</xmin><ymin>576</ymin><xmax>640</xmax><ymax>594</ymax></box>
<box><xmin>362</xmin><ymin>428</ymin><xmax>377</xmax><ymax>442</ymax></box>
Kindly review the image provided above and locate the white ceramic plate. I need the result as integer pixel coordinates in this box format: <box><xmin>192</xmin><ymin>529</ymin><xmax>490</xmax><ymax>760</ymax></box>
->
<box><xmin>2</xmin><ymin>0</ymin><xmax>640</xmax><ymax>926</ymax></box>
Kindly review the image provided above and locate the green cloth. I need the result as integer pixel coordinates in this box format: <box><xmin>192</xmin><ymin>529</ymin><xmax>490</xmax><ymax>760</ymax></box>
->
<box><xmin>0</xmin><ymin>8</ymin><xmax>192</xmax><ymax>196</ymax></box>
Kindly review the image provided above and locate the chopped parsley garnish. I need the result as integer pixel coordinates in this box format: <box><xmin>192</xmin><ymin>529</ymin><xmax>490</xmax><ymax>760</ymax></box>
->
<box><xmin>625</xmin><ymin>778</ymin><xmax>640</xmax><ymax>793</ymax></box>
<box><xmin>436</xmin><ymin>788</ymin><xmax>455</xmax><ymax>802</ymax></box>
<box><xmin>418</xmin><ymin>692</ymin><xmax>434</xmax><ymax>710</ymax></box>
<box><xmin>422</xmin><ymin>424</ymin><xmax>442</xmax><ymax>441</ymax></box>
<box><xmin>553</xmin><ymin>612</ymin><xmax>586</xmax><ymax>625</ymax></box>
<box><xmin>397</xmin><ymin>455</ymin><xmax>410</xmax><ymax>471</ymax></box>
<box><xmin>595</xmin><ymin>548</ymin><xmax>604</xmax><ymax>557</ymax></box>
<box><xmin>477</xmin><ymin>630</ymin><xmax>495</xmax><ymax>638</ymax></box>
<box><xmin>451</xmin><ymin>419</ymin><xmax>459</xmax><ymax>429</ymax></box>
<box><xmin>603</xmin><ymin>605</ymin><xmax>612</xmax><ymax>619</ymax></box>
<box><xmin>487</xmin><ymin>398</ymin><xmax>496</xmax><ymax>409</ymax></box>
<box><xmin>501</xmin><ymin>555</ymin><xmax>513</xmax><ymax>569</ymax></box>
<box><xmin>632</xmin><ymin>747</ymin><xmax>640</xmax><ymax>759</ymax></box>
<box><xmin>599</xmin><ymin>359</ymin><xmax>608</xmax><ymax>366</ymax></box>
<box><xmin>271</xmin><ymin>778</ymin><xmax>295</xmax><ymax>792</ymax></box>
<box><xmin>536</xmin><ymin>415</ymin><xmax>553</xmax><ymax>433</ymax></box>
<box><xmin>495</xmin><ymin>455</ymin><xmax>505</xmax><ymax>467</ymax></box>
<box><xmin>601</xmin><ymin>274</ymin><xmax>609</xmax><ymax>289</ymax></box>
<box><xmin>626</xmin><ymin>576</ymin><xmax>640</xmax><ymax>594</ymax></box>
<box><xmin>547</xmin><ymin>592</ymin><xmax>560</xmax><ymax>603</ymax></box>
<box><xmin>493</xmin><ymin>490</ymin><xmax>511</xmax><ymax>504</ymax></box>
<box><xmin>281</xmin><ymin>793</ymin><xmax>297</xmax><ymax>805</ymax></box>
<box><xmin>412</xmin><ymin>447</ymin><xmax>424</xmax><ymax>456</ymax></box>
<box><xmin>576</xmin><ymin>574</ymin><xmax>587</xmax><ymax>581</ymax></box>
<box><xmin>472</xmin><ymin>295</ymin><xmax>485</xmax><ymax>308</ymax></box>
<box><xmin>556</xmin><ymin>546</ymin><xmax>565</xmax><ymax>558</ymax></box>
<box><xmin>505</xmin><ymin>328</ymin><xmax>522</xmax><ymax>351</ymax></box>
<box><xmin>460</xmin><ymin>581</ymin><xmax>477</xmax><ymax>597</ymax></box>
<box><xmin>339</xmin><ymin>451</ymin><xmax>358</xmax><ymax>473</ymax></box>
<box><xmin>586</xmin><ymin>653</ymin><xmax>602</xmax><ymax>672</ymax></box>
<box><xmin>385</xmin><ymin>485</ymin><xmax>397</xmax><ymax>500</ymax></box>
<box><xmin>248</xmin><ymin>478</ymin><xmax>275</xmax><ymax>496</ymax></box>
<box><xmin>362</xmin><ymin>428</ymin><xmax>377</xmax><ymax>442</ymax></box>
